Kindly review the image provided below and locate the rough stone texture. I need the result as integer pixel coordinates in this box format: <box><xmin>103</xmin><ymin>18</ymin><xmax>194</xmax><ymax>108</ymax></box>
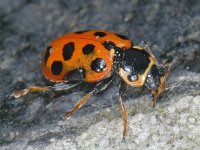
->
<box><xmin>0</xmin><ymin>0</ymin><xmax>200</xmax><ymax>149</ymax></box>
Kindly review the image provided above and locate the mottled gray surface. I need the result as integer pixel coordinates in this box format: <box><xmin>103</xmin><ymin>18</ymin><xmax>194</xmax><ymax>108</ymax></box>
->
<box><xmin>0</xmin><ymin>0</ymin><xmax>200</xmax><ymax>149</ymax></box>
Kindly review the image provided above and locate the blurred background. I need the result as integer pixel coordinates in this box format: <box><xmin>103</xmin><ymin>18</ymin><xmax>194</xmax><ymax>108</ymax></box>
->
<box><xmin>0</xmin><ymin>0</ymin><xmax>200</xmax><ymax>149</ymax></box>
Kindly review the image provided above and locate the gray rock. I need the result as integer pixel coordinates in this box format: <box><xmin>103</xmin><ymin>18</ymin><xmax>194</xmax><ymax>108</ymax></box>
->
<box><xmin>0</xmin><ymin>0</ymin><xmax>200</xmax><ymax>149</ymax></box>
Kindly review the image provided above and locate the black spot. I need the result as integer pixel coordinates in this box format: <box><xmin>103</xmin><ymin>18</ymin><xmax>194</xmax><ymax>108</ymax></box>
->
<box><xmin>91</xmin><ymin>58</ymin><xmax>107</xmax><ymax>73</ymax></box>
<box><xmin>122</xmin><ymin>48</ymin><xmax>150</xmax><ymax>75</ymax></box>
<box><xmin>62</xmin><ymin>42</ymin><xmax>75</xmax><ymax>60</ymax></box>
<box><xmin>51</xmin><ymin>61</ymin><xmax>63</xmax><ymax>75</ymax></box>
<box><xmin>116</xmin><ymin>34</ymin><xmax>129</xmax><ymax>40</ymax></box>
<box><xmin>94</xmin><ymin>32</ymin><xmax>107</xmax><ymax>37</ymax></box>
<box><xmin>64</xmin><ymin>68</ymin><xmax>86</xmax><ymax>82</ymax></box>
<box><xmin>103</xmin><ymin>41</ymin><xmax>116</xmax><ymax>51</ymax></box>
<box><xmin>82</xmin><ymin>44</ymin><xmax>95</xmax><ymax>55</ymax></box>
<box><xmin>44</xmin><ymin>46</ymin><xmax>52</xmax><ymax>64</ymax></box>
<box><xmin>75</xmin><ymin>30</ymin><xmax>90</xmax><ymax>34</ymax></box>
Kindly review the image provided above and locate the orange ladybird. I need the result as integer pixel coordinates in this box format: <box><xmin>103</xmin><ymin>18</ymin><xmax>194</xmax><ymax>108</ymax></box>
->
<box><xmin>12</xmin><ymin>29</ymin><xmax>168</xmax><ymax>140</ymax></box>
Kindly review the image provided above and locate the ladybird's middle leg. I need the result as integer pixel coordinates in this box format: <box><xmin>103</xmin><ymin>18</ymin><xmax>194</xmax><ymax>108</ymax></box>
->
<box><xmin>119</xmin><ymin>80</ymin><xmax>128</xmax><ymax>140</ymax></box>
<box><xmin>52</xmin><ymin>82</ymin><xmax>81</xmax><ymax>91</ymax></box>
<box><xmin>61</xmin><ymin>90</ymin><xmax>95</xmax><ymax>119</ymax></box>
<box><xmin>61</xmin><ymin>76</ymin><xmax>113</xmax><ymax>120</ymax></box>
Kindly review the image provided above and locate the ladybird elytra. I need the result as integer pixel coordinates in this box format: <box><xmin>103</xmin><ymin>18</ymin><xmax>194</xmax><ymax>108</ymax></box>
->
<box><xmin>42</xmin><ymin>37</ymin><xmax>114</xmax><ymax>82</ymax></box>
<box><xmin>41</xmin><ymin>30</ymin><xmax>133</xmax><ymax>83</ymax></box>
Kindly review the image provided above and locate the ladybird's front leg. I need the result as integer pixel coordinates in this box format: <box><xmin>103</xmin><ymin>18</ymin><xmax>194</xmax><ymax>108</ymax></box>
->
<box><xmin>151</xmin><ymin>90</ymin><xmax>159</xmax><ymax>107</ymax></box>
<box><xmin>150</xmin><ymin>58</ymin><xmax>176</xmax><ymax>106</ymax></box>
<box><xmin>145</xmin><ymin>64</ymin><xmax>167</xmax><ymax>107</ymax></box>
<box><xmin>151</xmin><ymin>75</ymin><xmax>166</xmax><ymax>107</ymax></box>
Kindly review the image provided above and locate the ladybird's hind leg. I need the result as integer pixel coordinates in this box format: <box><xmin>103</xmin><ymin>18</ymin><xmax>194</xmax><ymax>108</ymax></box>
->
<box><xmin>119</xmin><ymin>80</ymin><xmax>128</xmax><ymax>140</ymax></box>
<box><xmin>10</xmin><ymin>82</ymin><xmax>81</xmax><ymax>99</ymax></box>
<box><xmin>10</xmin><ymin>86</ymin><xmax>50</xmax><ymax>98</ymax></box>
<box><xmin>61</xmin><ymin>76</ymin><xmax>113</xmax><ymax>120</ymax></box>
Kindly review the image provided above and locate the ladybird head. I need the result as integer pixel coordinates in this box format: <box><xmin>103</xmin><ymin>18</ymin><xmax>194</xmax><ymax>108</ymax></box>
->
<box><xmin>145</xmin><ymin>64</ymin><xmax>166</xmax><ymax>91</ymax></box>
<box><xmin>118</xmin><ymin>46</ymin><xmax>166</xmax><ymax>92</ymax></box>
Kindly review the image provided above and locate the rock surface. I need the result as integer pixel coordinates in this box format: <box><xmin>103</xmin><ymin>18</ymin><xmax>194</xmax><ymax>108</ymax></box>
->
<box><xmin>0</xmin><ymin>0</ymin><xmax>200</xmax><ymax>149</ymax></box>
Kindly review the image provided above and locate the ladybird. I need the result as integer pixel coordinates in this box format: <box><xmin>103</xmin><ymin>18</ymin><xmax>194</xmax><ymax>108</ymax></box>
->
<box><xmin>12</xmin><ymin>30</ymin><xmax>168</xmax><ymax>140</ymax></box>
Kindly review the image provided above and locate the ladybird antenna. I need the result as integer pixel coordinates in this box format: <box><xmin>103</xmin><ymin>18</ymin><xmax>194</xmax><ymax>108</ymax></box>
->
<box><xmin>163</xmin><ymin>56</ymin><xmax>177</xmax><ymax>79</ymax></box>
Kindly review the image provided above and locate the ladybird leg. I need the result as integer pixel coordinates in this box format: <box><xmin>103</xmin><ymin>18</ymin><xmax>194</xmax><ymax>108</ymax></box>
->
<box><xmin>11</xmin><ymin>82</ymin><xmax>81</xmax><ymax>99</ymax></box>
<box><xmin>151</xmin><ymin>90</ymin><xmax>159</xmax><ymax>107</ymax></box>
<box><xmin>52</xmin><ymin>82</ymin><xmax>81</xmax><ymax>91</ymax></box>
<box><xmin>151</xmin><ymin>76</ymin><xmax>166</xmax><ymax>107</ymax></box>
<box><xmin>119</xmin><ymin>80</ymin><xmax>128</xmax><ymax>140</ymax></box>
<box><xmin>60</xmin><ymin>90</ymin><xmax>95</xmax><ymax>119</ymax></box>
<box><xmin>10</xmin><ymin>86</ymin><xmax>50</xmax><ymax>98</ymax></box>
<box><xmin>61</xmin><ymin>76</ymin><xmax>113</xmax><ymax>120</ymax></box>
<box><xmin>151</xmin><ymin>58</ymin><xmax>176</xmax><ymax>107</ymax></box>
